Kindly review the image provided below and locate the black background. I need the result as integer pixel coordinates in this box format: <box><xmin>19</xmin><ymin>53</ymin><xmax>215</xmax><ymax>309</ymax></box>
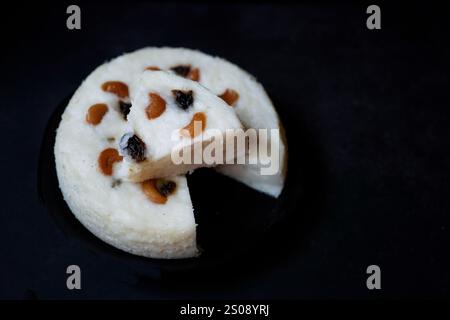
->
<box><xmin>1</xmin><ymin>1</ymin><xmax>450</xmax><ymax>299</ymax></box>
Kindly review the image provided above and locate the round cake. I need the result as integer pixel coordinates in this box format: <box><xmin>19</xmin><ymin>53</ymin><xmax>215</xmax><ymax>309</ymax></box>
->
<box><xmin>54</xmin><ymin>47</ymin><xmax>287</xmax><ymax>259</ymax></box>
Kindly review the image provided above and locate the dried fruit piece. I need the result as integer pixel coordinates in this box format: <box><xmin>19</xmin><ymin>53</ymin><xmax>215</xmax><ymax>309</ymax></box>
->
<box><xmin>171</xmin><ymin>65</ymin><xmax>191</xmax><ymax>77</ymax></box>
<box><xmin>170</xmin><ymin>65</ymin><xmax>200</xmax><ymax>82</ymax></box>
<box><xmin>141</xmin><ymin>179</ymin><xmax>176</xmax><ymax>204</ymax></box>
<box><xmin>145</xmin><ymin>66</ymin><xmax>161</xmax><ymax>71</ymax></box>
<box><xmin>86</xmin><ymin>103</ymin><xmax>108</xmax><ymax>125</ymax></box>
<box><xmin>219</xmin><ymin>89</ymin><xmax>239</xmax><ymax>106</ymax></box>
<box><xmin>181</xmin><ymin>112</ymin><xmax>206</xmax><ymax>138</ymax></box>
<box><xmin>172</xmin><ymin>90</ymin><xmax>193</xmax><ymax>110</ymax></box>
<box><xmin>155</xmin><ymin>179</ymin><xmax>177</xmax><ymax>197</ymax></box>
<box><xmin>141</xmin><ymin>180</ymin><xmax>166</xmax><ymax>204</ymax></box>
<box><xmin>146</xmin><ymin>93</ymin><xmax>166</xmax><ymax>119</ymax></box>
<box><xmin>98</xmin><ymin>148</ymin><xmax>123</xmax><ymax>176</ymax></box>
<box><xmin>119</xmin><ymin>101</ymin><xmax>132</xmax><ymax>120</ymax></box>
<box><xmin>120</xmin><ymin>134</ymin><xmax>146</xmax><ymax>162</ymax></box>
<box><xmin>111</xmin><ymin>179</ymin><xmax>122</xmax><ymax>188</ymax></box>
<box><xmin>101</xmin><ymin>81</ymin><xmax>129</xmax><ymax>99</ymax></box>
<box><xmin>187</xmin><ymin>68</ymin><xmax>200</xmax><ymax>82</ymax></box>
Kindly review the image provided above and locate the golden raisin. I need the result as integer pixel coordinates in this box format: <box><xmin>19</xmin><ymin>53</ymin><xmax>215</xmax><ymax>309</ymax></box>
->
<box><xmin>219</xmin><ymin>89</ymin><xmax>239</xmax><ymax>106</ymax></box>
<box><xmin>146</xmin><ymin>93</ymin><xmax>166</xmax><ymax>120</ymax></box>
<box><xmin>98</xmin><ymin>148</ymin><xmax>123</xmax><ymax>176</ymax></box>
<box><xmin>141</xmin><ymin>179</ymin><xmax>176</xmax><ymax>204</ymax></box>
<box><xmin>101</xmin><ymin>81</ymin><xmax>129</xmax><ymax>99</ymax></box>
<box><xmin>145</xmin><ymin>66</ymin><xmax>161</xmax><ymax>71</ymax></box>
<box><xmin>86</xmin><ymin>103</ymin><xmax>108</xmax><ymax>125</ymax></box>
<box><xmin>188</xmin><ymin>68</ymin><xmax>200</xmax><ymax>82</ymax></box>
<box><xmin>181</xmin><ymin>112</ymin><xmax>206</xmax><ymax>138</ymax></box>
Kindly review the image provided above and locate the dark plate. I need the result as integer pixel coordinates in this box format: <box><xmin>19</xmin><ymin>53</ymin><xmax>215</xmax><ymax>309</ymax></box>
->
<box><xmin>37</xmin><ymin>91</ymin><xmax>305</xmax><ymax>280</ymax></box>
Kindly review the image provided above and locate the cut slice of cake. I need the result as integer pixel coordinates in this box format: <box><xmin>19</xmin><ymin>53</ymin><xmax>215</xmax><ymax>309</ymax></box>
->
<box><xmin>116</xmin><ymin>70</ymin><xmax>243</xmax><ymax>182</ymax></box>
<box><xmin>110</xmin><ymin>47</ymin><xmax>287</xmax><ymax>197</ymax></box>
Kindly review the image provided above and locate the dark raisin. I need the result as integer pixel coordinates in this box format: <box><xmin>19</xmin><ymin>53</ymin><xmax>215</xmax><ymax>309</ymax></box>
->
<box><xmin>172</xmin><ymin>90</ymin><xmax>193</xmax><ymax>110</ymax></box>
<box><xmin>119</xmin><ymin>101</ymin><xmax>132</xmax><ymax>120</ymax></box>
<box><xmin>171</xmin><ymin>65</ymin><xmax>191</xmax><ymax>77</ymax></box>
<box><xmin>155</xmin><ymin>179</ymin><xmax>176</xmax><ymax>197</ymax></box>
<box><xmin>111</xmin><ymin>179</ymin><xmax>122</xmax><ymax>188</ymax></box>
<box><xmin>124</xmin><ymin>134</ymin><xmax>146</xmax><ymax>162</ymax></box>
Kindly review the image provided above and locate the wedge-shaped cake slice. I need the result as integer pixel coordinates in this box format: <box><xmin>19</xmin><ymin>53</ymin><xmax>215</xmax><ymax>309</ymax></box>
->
<box><xmin>55</xmin><ymin>58</ymin><xmax>198</xmax><ymax>259</ymax></box>
<box><xmin>116</xmin><ymin>70</ymin><xmax>243</xmax><ymax>182</ymax></box>
<box><xmin>110</xmin><ymin>47</ymin><xmax>287</xmax><ymax>197</ymax></box>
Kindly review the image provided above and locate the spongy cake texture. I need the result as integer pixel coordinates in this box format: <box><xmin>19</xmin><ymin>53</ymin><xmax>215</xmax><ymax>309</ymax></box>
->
<box><xmin>54</xmin><ymin>47</ymin><xmax>287</xmax><ymax>259</ymax></box>
<box><xmin>118</xmin><ymin>70</ymin><xmax>243</xmax><ymax>181</ymax></box>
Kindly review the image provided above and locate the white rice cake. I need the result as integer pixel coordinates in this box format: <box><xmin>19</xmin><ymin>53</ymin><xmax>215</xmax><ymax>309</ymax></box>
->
<box><xmin>54</xmin><ymin>46</ymin><xmax>287</xmax><ymax>260</ymax></box>
<box><xmin>117</xmin><ymin>70</ymin><xmax>243</xmax><ymax>182</ymax></box>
